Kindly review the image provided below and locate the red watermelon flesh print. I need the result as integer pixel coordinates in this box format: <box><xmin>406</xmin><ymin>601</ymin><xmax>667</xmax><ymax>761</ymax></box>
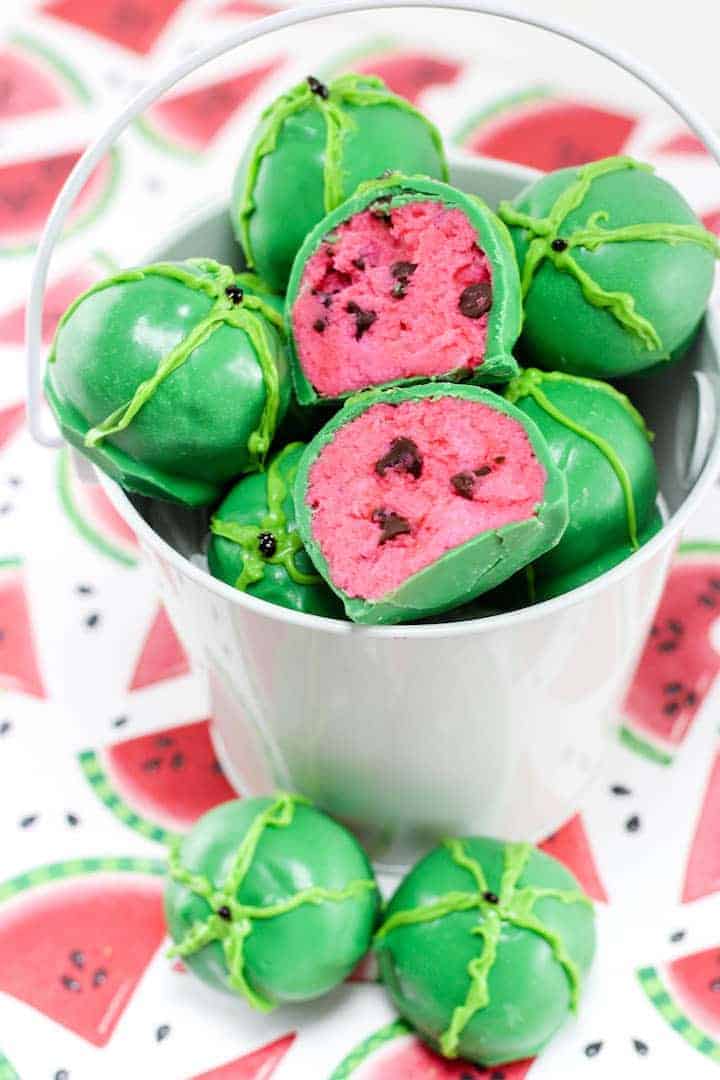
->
<box><xmin>621</xmin><ymin>550</ymin><xmax>720</xmax><ymax>765</ymax></box>
<box><xmin>0</xmin><ymin>149</ymin><xmax>116</xmax><ymax>254</ymax></box>
<box><xmin>458</xmin><ymin>91</ymin><xmax>638</xmax><ymax>172</ymax></box>
<box><xmin>329</xmin><ymin>1020</ymin><xmax>534</xmax><ymax>1078</ymax></box>
<box><xmin>0</xmin><ymin>559</ymin><xmax>45</xmax><ymax>699</ymax></box>
<box><xmin>0</xmin><ymin>40</ymin><xmax>82</xmax><ymax>120</ymax></box>
<box><xmin>79</xmin><ymin>719</ymin><xmax>237</xmax><ymax>842</ymax></box>
<box><xmin>0</xmin><ymin>260</ymin><xmax>108</xmax><ymax>346</ymax></box>
<box><xmin>638</xmin><ymin>949</ymin><xmax>720</xmax><ymax>1064</ymax></box>
<box><xmin>129</xmin><ymin>604</ymin><xmax>190</xmax><ymax>690</ymax></box>
<box><xmin>139</xmin><ymin>59</ymin><xmax>283</xmax><ymax>155</ymax></box>
<box><xmin>191</xmin><ymin>1033</ymin><xmax>296</xmax><ymax>1080</ymax></box>
<box><xmin>41</xmin><ymin>0</ymin><xmax>186</xmax><ymax>56</ymax></box>
<box><xmin>539</xmin><ymin>814</ymin><xmax>608</xmax><ymax>903</ymax></box>
<box><xmin>682</xmin><ymin>750</ymin><xmax>720</xmax><ymax>903</ymax></box>
<box><xmin>215</xmin><ymin>0</ymin><xmax>279</xmax><ymax>15</ymax></box>
<box><xmin>58</xmin><ymin>448</ymin><xmax>139</xmax><ymax>567</ymax></box>
<box><xmin>656</xmin><ymin>132</ymin><xmax>709</xmax><ymax>156</ymax></box>
<box><xmin>702</xmin><ymin>210</ymin><xmax>720</xmax><ymax>237</ymax></box>
<box><xmin>0</xmin><ymin>859</ymin><xmax>165</xmax><ymax>1048</ymax></box>
<box><xmin>352</xmin><ymin>51</ymin><xmax>463</xmax><ymax>105</ymax></box>
<box><xmin>0</xmin><ymin>403</ymin><xmax>25</xmax><ymax>450</ymax></box>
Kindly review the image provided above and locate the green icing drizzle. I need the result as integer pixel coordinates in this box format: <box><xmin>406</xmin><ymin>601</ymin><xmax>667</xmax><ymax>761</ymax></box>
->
<box><xmin>167</xmin><ymin>791</ymin><xmax>377</xmax><ymax>1011</ymax></box>
<box><xmin>211</xmin><ymin>441</ymin><xmax>321</xmax><ymax>591</ymax></box>
<box><xmin>506</xmin><ymin>367</ymin><xmax>650</xmax><ymax>550</ymax></box>
<box><xmin>238</xmin><ymin>74</ymin><xmax>448</xmax><ymax>269</ymax></box>
<box><xmin>49</xmin><ymin>258</ymin><xmax>282</xmax><ymax>467</ymax></box>
<box><xmin>375</xmin><ymin>838</ymin><xmax>591</xmax><ymax>1059</ymax></box>
<box><xmin>498</xmin><ymin>156</ymin><xmax>720</xmax><ymax>350</ymax></box>
<box><xmin>234</xmin><ymin>271</ymin><xmax>287</xmax><ymax>336</ymax></box>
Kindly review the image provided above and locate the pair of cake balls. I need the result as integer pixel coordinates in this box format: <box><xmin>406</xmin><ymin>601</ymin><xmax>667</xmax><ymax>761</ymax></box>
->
<box><xmin>46</xmin><ymin>72</ymin><xmax>720</xmax><ymax>624</ymax></box>
<box><xmin>165</xmin><ymin>793</ymin><xmax>596</xmax><ymax>1068</ymax></box>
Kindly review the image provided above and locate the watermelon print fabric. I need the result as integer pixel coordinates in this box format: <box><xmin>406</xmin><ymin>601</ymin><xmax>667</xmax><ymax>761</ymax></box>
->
<box><xmin>1</xmin><ymin>2</ymin><xmax>720</xmax><ymax>1076</ymax></box>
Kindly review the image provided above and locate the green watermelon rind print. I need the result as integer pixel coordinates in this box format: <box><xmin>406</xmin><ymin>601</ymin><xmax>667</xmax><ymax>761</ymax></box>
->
<box><xmin>637</xmin><ymin>966</ymin><xmax>720</xmax><ymax>1063</ymax></box>
<box><xmin>78</xmin><ymin>750</ymin><xmax>180</xmax><ymax>846</ymax></box>
<box><xmin>0</xmin><ymin>856</ymin><xmax>166</xmax><ymax>904</ymax></box>
<box><xmin>328</xmin><ymin>1019</ymin><xmax>413</xmax><ymax>1079</ymax></box>
<box><xmin>0</xmin><ymin>146</ymin><xmax>121</xmax><ymax>259</ymax></box>
<box><xmin>134</xmin><ymin>111</ymin><xmax>203</xmax><ymax>161</ymax></box>
<box><xmin>9</xmin><ymin>31</ymin><xmax>91</xmax><ymax>104</ymax></box>
<box><xmin>319</xmin><ymin>35</ymin><xmax>400</xmax><ymax>80</ymax></box>
<box><xmin>57</xmin><ymin>448</ymin><xmax>139</xmax><ymax>568</ymax></box>
<box><xmin>0</xmin><ymin>1050</ymin><xmax>19</xmax><ymax>1080</ymax></box>
<box><xmin>453</xmin><ymin>86</ymin><xmax>552</xmax><ymax>146</ymax></box>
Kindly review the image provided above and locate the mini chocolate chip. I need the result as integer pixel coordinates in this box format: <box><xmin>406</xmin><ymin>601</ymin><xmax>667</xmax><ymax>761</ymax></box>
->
<box><xmin>217</xmin><ymin>905</ymin><xmax>232</xmax><ymax>921</ymax></box>
<box><xmin>323</xmin><ymin>295</ymin><xmax>333</xmax><ymax>308</ymax></box>
<box><xmin>375</xmin><ymin>437</ymin><xmax>423</xmax><ymax>479</ymax></box>
<box><xmin>313</xmin><ymin>319</ymin><xmax>326</xmax><ymax>333</ymax></box>
<box><xmin>459</xmin><ymin>282</ymin><xmax>492</xmax><ymax>319</ymax></box>
<box><xmin>224</xmin><ymin>284</ymin><xmax>243</xmax><ymax>305</ymax></box>
<box><xmin>390</xmin><ymin>261</ymin><xmax>418</xmax><ymax>280</ymax></box>
<box><xmin>372</xmin><ymin>508</ymin><xmax>411</xmax><ymax>544</ymax></box>
<box><xmin>482</xmin><ymin>891</ymin><xmax>499</xmax><ymax>904</ymax></box>
<box><xmin>474</xmin><ymin>465</ymin><xmax>492</xmax><ymax>477</ymax></box>
<box><xmin>392</xmin><ymin>281</ymin><xmax>407</xmax><ymax>299</ymax></box>
<box><xmin>306</xmin><ymin>75</ymin><xmax>329</xmax><ymax>99</ymax></box>
<box><xmin>346</xmin><ymin>301</ymin><xmax>377</xmax><ymax>340</ymax></box>
<box><xmin>451</xmin><ymin>472</ymin><xmax>476</xmax><ymax>499</ymax></box>
<box><xmin>258</xmin><ymin>532</ymin><xmax>277</xmax><ymax>558</ymax></box>
<box><xmin>494</xmin><ymin>455</ymin><xmax>506</xmax><ymax>464</ymax></box>
<box><xmin>352</xmin><ymin>257</ymin><xmax>366</xmax><ymax>270</ymax></box>
<box><xmin>633</xmin><ymin>1039</ymin><xmax>649</xmax><ymax>1056</ymax></box>
<box><xmin>551</xmin><ymin>237</ymin><xmax>568</xmax><ymax>252</ymax></box>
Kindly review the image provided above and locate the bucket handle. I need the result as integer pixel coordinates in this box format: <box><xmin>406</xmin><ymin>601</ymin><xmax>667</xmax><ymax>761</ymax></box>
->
<box><xmin>26</xmin><ymin>0</ymin><xmax>720</xmax><ymax>447</ymax></box>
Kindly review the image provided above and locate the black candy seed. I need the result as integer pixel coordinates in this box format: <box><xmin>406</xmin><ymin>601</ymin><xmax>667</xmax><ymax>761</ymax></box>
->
<box><xmin>313</xmin><ymin>319</ymin><xmax>326</xmax><ymax>333</ymax></box>
<box><xmin>459</xmin><ymin>282</ymin><xmax>492</xmax><ymax>319</ymax></box>
<box><xmin>306</xmin><ymin>75</ymin><xmax>329</xmax><ymax>99</ymax></box>
<box><xmin>390</xmin><ymin>260</ymin><xmax>418</xmax><ymax>280</ymax></box>
<box><xmin>482</xmin><ymin>891</ymin><xmax>499</xmax><ymax>904</ymax></box>
<box><xmin>451</xmin><ymin>472</ymin><xmax>476</xmax><ymax>500</ymax></box>
<box><xmin>626</xmin><ymin>814</ymin><xmax>641</xmax><ymax>833</ymax></box>
<box><xmin>372</xmin><ymin>508</ymin><xmax>412</xmax><ymax>545</ymax></box>
<box><xmin>258</xmin><ymin>532</ymin><xmax>277</xmax><ymax>558</ymax></box>
<box><xmin>224</xmin><ymin>284</ymin><xmax>243</xmax><ymax>305</ymax></box>
<box><xmin>633</xmin><ymin>1039</ymin><xmax>649</xmax><ymax>1056</ymax></box>
<box><xmin>392</xmin><ymin>281</ymin><xmax>407</xmax><ymax>299</ymax></box>
<box><xmin>551</xmin><ymin>237</ymin><xmax>568</xmax><ymax>252</ymax></box>
<box><xmin>156</xmin><ymin>1024</ymin><xmax>171</xmax><ymax>1042</ymax></box>
<box><xmin>346</xmin><ymin>301</ymin><xmax>376</xmax><ymax>340</ymax></box>
<box><xmin>375</xmin><ymin>437</ymin><xmax>423</xmax><ymax>479</ymax></box>
<box><xmin>584</xmin><ymin>1041</ymin><xmax>603</xmax><ymax>1058</ymax></box>
<box><xmin>217</xmin><ymin>905</ymin><xmax>232</xmax><ymax>921</ymax></box>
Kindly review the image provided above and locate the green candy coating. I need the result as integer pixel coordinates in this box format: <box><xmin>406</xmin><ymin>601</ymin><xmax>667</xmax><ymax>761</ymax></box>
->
<box><xmin>506</xmin><ymin>368</ymin><xmax>662</xmax><ymax>601</ymax></box>
<box><xmin>499</xmin><ymin>156</ymin><xmax>719</xmax><ymax>378</ymax></box>
<box><xmin>286</xmin><ymin>173</ymin><xmax>522</xmax><ymax>405</ymax></box>
<box><xmin>375</xmin><ymin>837</ymin><xmax>596</xmax><ymax>1066</ymax></box>
<box><xmin>208</xmin><ymin>442</ymin><xmax>344</xmax><ymax>618</ymax></box>
<box><xmin>232</xmin><ymin>74</ymin><xmax>448</xmax><ymax>291</ymax></box>
<box><xmin>293</xmin><ymin>383</ymin><xmax>569</xmax><ymax>626</ymax></box>
<box><xmin>165</xmin><ymin>794</ymin><xmax>379</xmax><ymax>1007</ymax></box>
<box><xmin>46</xmin><ymin>259</ymin><xmax>291</xmax><ymax>507</ymax></box>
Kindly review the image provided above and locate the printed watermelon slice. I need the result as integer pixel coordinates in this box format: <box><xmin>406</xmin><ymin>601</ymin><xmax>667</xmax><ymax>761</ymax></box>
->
<box><xmin>215</xmin><ymin>0</ymin><xmax>279</xmax><ymax>15</ymax></box>
<box><xmin>0</xmin><ymin>857</ymin><xmax>166</xmax><ymax>1047</ymax></box>
<box><xmin>0</xmin><ymin>255</ymin><xmax>112</xmax><ymax>346</ymax></box>
<box><xmin>456</xmin><ymin>88</ymin><xmax>638</xmax><ymax>171</ymax></box>
<box><xmin>79</xmin><ymin>718</ymin><xmax>237</xmax><ymax>843</ymax></box>
<box><xmin>129</xmin><ymin>604</ymin><xmax>190</xmax><ymax>690</ymax></box>
<box><xmin>0</xmin><ymin>35</ymin><xmax>88</xmax><ymax>120</ymax></box>
<box><xmin>137</xmin><ymin>58</ymin><xmax>283</xmax><ymax>156</ymax></box>
<box><xmin>350</xmin><ymin>50</ymin><xmax>463</xmax><ymax>105</ymax></box>
<box><xmin>41</xmin><ymin>0</ymin><xmax>185</xmax><ymax>56</ymax></box>
<box><xmin>0</xmin><ymin>1049</ymin><xmax>19</xmax><ymax>1080</ymax></box>
<box><xmin>682</xmin><ymin>749</ymin><xmax>720</xmax><ymax>903</ymax></box>
<box><xmin>329</xmin><ymin>1020</ymin><xmax>535</xmax><ymax>1078</ymax></box>
<box><xmin>0</xmin><ymin>404</ymin><xmax>25</xmax><ymax>450</ymax></box>
<box><xmin>0</xmin><ymin>559</ymin><xmax>45</xmax><ymax>699</ymax></box>
<box><xmin>638</xmin><ymin>949</ymin><xmax>720</xmax><ymax>1064</ymax></box>
<box><xmin>57</xmin><ymin>448</ymin><xmax>138</xmax><ymax>567</ymax></box>
<box><xmin>655</xmin><ymin>132</ymin><xmax>709</xmax><ymax>156</ymax></box>
<box><xmin>191</xmin><ymin>1033</ymin><xmax>297</xmax><ymax>1079</ymax></box>
<box><xmin>0</xmin><ymin>148</ymin><xmax>118</xmax><ymax>256</ymax></box>
<box><xmin>702</xmin><ymin>210</ymin><xmax>720</xmax><ymax>237</ymax></box>
<box><xmin>539</xmin><ymin>814</ymin><xmax>608</xmax><ymax>902</ymax></box>
<box><xmin>620</xmin><ymin>543</ymin><xmax>720</xmax><ymax>765</ymax></box>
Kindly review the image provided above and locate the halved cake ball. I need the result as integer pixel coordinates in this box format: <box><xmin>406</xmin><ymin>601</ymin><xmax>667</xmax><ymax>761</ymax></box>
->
<box><xmin>287</xmin><ymin>175</ymin><xmax>521</xmax><ymax>405</ymax></box>
<box><xmin>499</xmin><ymin>155</ymin><xmax>720</xmax><ymax>378</ymax></box>
<box><xmin>293</xmin><ymin>384</ymin><xmax>568</xmax><ymax>625</ymax></box>
<box><xmin>232</xmin><ymin>74</ymin><xmax>448</xmax><ymax>291</ymax></box>
<box><xmin>45</xmin><ymin>259</ymin><xmax>291</xmax><ymax>507</ymax></box>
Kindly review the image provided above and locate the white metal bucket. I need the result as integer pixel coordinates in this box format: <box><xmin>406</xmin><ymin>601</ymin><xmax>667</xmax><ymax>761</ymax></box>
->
<box><xmin>26</xmin><ymin>2</ymin><xmax>720</xmax><ymax>868</ymax></box>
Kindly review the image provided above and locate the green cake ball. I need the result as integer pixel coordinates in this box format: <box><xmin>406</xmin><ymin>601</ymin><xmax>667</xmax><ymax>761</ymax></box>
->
<box><xmin>232</xmin><ymin>74</ymin><xmax>449</xmax><ymax>291</ymax></box>
<box><xmin>506</xmin><ymin>368</ymin><xmax>662</xmax><ymax>601</ymax></box>
<box><xmin>208</xmin><ymin>442</ymin><xmax>344</xmax><ymax>618</ymax></box>
<box><xmin>498</xmin><ymin>156</ymin><xmax>720</xmax><ymax>378</ymax></box>
<box><xmin>165</xmin><ymin>793</ymin><xmax>379</xmax><ymax>1007</ymax></box>
<box><xmin>46</xmin><ymin>259</ymin><xmax>291</xmax><ymax>507</ymax></box>
<box><xmin>286</xmin><ymin>173</ymin><xmax>522</xmax><ymax>405</ymax></box>
<box><xmin>293</xmin><ymin>383</ymin><xmax>568</xmax><ymax>626</ymax></box>
<box><xmin>375</xmin><ymin>836</ymin><xmax>596</xmax><ymax>1066</ymax></box>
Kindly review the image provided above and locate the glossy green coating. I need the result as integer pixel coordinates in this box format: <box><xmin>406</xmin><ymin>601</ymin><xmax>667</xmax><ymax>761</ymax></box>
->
<box><xmin>375</xmin><ymin>837</ymin><xmax>596</xmax><ymax>1066</ymax></box>
<box><xmin>506</xmin><ymin>368</ymin><xmax>662</xmax><ymax>601</ymax></box>
<box><xmin>45</xmin><ymin>259</ymin><xmax>291</xmax><ymax>507</ymax></box>
<box><xmin>293</xmin><ymin>383</ymin><xmax>569</xmax><ymax>625</ymax></box>
<box><xmin>499</xmin><ymin>156</ymin><xmax>720</xmax><ymax>377</ymax></box>
<box><xmin>286</xmin><ymin>174</ymin><xmax>522</xmax><ymax>405</ymax></box>
<box><xmin>208</xmin><ymin>442</ymin><xmax>344</xmax><ymax>617</ymax></box>
<box><xmin>232</xmin><ymin>74</ymin><xmax>448</xmax><ymax>291</ymax></box>
<box><xmin>164</xmin><ymin>794</ymin><xmax>379</xmax><ymax>1007</ymax></box>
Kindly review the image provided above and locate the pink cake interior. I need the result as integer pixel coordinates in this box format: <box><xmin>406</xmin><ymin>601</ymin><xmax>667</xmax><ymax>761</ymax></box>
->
<box><xmin>293</xmin><ymin>199</ymin><xmax>493</xmax><ymax>397</ymax></box>
<box><xmin>306</xmin><ymin>397</ymin><xmax>546</xmax><ymax>601</ymax></box>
